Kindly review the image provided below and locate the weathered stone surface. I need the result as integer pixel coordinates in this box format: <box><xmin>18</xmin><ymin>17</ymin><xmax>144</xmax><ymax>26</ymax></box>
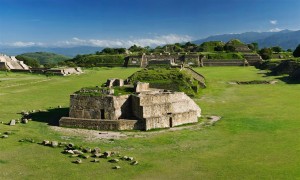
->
<box><xmin>42</xmin><ymin>140</ymin><xmax>50</xmax><ymax>145</ymax></box>
<box><xmin>60</xmin><ymin>81</ymin><xmax>201</xmax><ymax>131</ymax></box>
<box><xmin>134</xmin><ymin>82</ymin><xmax>149</xmax><ymax>92</ymax></box>
<box><xmin>113</xmin><ymin>166</ymin><xmax>121</xmax><ymax>169</ymax></box>
<box><xmin>92</xmin><ymin>147</ymin><xmax>101</xmax><ymax>154</ymax></box>
<box><xmin>74</xmin><ymin>158</ymin><xmax>82</xmax><ymax>164</ymax></box>
<box><xmin>73</xmin><ymin>150</ymin><xmax>84</xmax><ymax>155</ymax></box>
<box><xmin>131</xmin><ymin>161</ymin><xmax>139</xmax><ymax>165</ymax></box>
<box><xmin>103</xmin><ymin>151</ymin><xmax>111</xmax><ymax>158</ymax></box>
<box><xmin>1</xmin><ymin>135</ymin><xmax>8</xmax><ymax>138</ymax></box>
<box><xmin>126</xmin><ymin>157</ymin><xmax>134</xmax><ymax>161</ymax></box>
<box><xmin>91</xmin><ymin>159</ymin><xmax>99</xmax><ymax>163</ymax></box>
<box><xmin>9</xmin><ymin>120</ymin><xmax>16</xmax><ymax>126</ymax></box>
<box><xmin>21</xmin><ymin>119</ymin><xmax>28</xmax><ymax>124</ymax></box>
<box><xmin>51</xmin><ymin>141</ymin><xmax>59</xmax><ymax>147</ymax></box>
<box><xmin>83</xmin><ymin>147</ymin><xmax>92</xmax><ymax>153</ymax></box>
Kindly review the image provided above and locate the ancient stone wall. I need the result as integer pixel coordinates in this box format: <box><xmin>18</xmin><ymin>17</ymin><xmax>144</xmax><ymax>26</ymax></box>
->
<box><xmin>131</xmin><ymin>91</ymin><xmax>201</xmax><ymax>130</ymax></box>
<box><xmin>59</xmin><ymin>117</ymin><xmax>139</xmax><ymax>130</ymax></box>
<box><xmin>69</xmin><ymin>94</ymin><xmax>133</xmax><ymax>120</ymax></box>
<box><xmin>202</xmin><ymin>59</ymin><xmax>245</xmax><ymax>66</ymax></box>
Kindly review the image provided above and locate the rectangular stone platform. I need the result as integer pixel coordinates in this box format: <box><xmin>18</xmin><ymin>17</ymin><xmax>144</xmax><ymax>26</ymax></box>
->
<box><xmin>59</xmin><ymin>117</ymin><xmax>140</xmax><ymax>130</ymax></box>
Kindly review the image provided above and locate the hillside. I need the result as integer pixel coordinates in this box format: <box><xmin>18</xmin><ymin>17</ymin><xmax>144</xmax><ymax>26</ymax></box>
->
<box><xmin>194</xmin><ymin>30</ymin><xmax>300</xmax><ymax>50</ymax></box>
<box><xmin>18</xmin><ymin>52</ymin><xmax>71</xmax><ymax>65</ymax></box>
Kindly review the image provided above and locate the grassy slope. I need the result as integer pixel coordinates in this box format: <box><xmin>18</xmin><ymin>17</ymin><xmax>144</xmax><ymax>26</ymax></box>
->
<box><xmin>0</xmin><ymin>67</ymin><xmax>300</xmax><ymax>179</ymax></box>
<box><xmin>18</xmin><ymin>52</ymin><xmax>70</xmax><ymax>64</ymax></box>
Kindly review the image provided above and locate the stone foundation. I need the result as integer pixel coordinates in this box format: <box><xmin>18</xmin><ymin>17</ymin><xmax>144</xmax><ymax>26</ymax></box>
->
<box><xmin>59</xmin><ymin>117</ymin><xmax>140</xmax><ymax>130</ymax></box>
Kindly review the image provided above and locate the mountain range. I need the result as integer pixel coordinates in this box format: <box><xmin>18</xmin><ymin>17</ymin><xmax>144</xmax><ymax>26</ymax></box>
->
<box><xmin>193</xmin><ymin>30</ymin><xmax>300</xmax><ymax>50</ymax></box>
<box><xmin>1</xmin><ymin>30</ymin><xmax>300</xmax><ymax>57</ymax></box>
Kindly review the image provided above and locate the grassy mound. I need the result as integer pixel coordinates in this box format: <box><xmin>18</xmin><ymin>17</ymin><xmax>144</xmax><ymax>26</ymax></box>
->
<box><xmin>17</xmin><ymin>52</ymin><xmax>70</xmax><ymax>65</ymax></box>
<box><xmin>128</xmin><ymin>68</ymin><xmax>200</xmax><ymax>97</ymax></box>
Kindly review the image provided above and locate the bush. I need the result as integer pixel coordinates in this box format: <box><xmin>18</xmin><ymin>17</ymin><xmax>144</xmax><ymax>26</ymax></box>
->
<box><xmin>68</xmin><ymin>55</ymin><xmax>125</xmax><ymax>67</ymax></box>
<box><xmin>293</xmin><ymin>44</ymin><xmax>300</xmax><ymax>57</ymax></box>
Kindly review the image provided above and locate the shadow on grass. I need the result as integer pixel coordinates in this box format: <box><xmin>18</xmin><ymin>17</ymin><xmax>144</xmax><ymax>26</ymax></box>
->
<box><xmin>29</xmin><ymin>108</ymin><xmax>69</xmax><ymax>126</ymax></box>
<box><xmin>275</xmin><ymin>76</ymin><xmax>300</xmax><ymax>84</ymax></box>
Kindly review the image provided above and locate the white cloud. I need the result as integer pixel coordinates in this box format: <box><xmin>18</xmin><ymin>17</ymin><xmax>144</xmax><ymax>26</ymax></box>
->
<box><xmin>270</xmin><ymin>20</ymin><xmax>278</xmax><ymax>25</ymax></box>
<box><xmin>56</xmin><ymin>34</ymin><xmax>192</xmax><ymax>48</ymax></box>
<box><xmin>4</xmin><ymin>34</ymin><xmax>192</xmax><ymax>48</ymax></box>
<box><xmin>269</xmin><ymin>28</ymin><xmax>283</xmax><ymax>32</ymax></box>
<box><xmin>9</xmin><ymin>41</ymin><xmax>44</xmax><ymax>47</ymax></box>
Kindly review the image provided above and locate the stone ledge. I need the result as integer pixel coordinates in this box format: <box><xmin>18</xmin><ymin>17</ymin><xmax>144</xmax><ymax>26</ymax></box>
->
<box><xmin>59</xmin><ymin>117</ymin><xmax>140</xmax><ymax>131</ymax></box>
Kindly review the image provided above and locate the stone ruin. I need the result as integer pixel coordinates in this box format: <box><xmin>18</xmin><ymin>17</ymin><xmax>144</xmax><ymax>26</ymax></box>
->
<box><xmin>0</xmin><ymin>54</ymin><xmax>29</xmax><ymax>70</ymax></box>
<box><xmin>59</xmin><ymin>79</ymin><xmax>201</xmax><ymax>131</ymax></box>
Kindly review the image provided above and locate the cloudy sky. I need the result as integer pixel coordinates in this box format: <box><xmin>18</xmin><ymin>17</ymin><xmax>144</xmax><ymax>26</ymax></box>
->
<box><xmin>0</xmin><ymin>0</ymin><xmax>300</xmax><ymax>48</ymax></box>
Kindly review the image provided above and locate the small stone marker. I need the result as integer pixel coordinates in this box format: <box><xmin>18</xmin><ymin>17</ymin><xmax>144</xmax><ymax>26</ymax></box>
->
<box><xmin>113</xmin><ymin>166</ymin><xmax>121</xmax><ymax>169</ymax></box>
<box><xmin>91</xmin><ymin>159</ymin><xmax>99</xmax><ymax>163</ymax></box>
<box><xmin>9</xmin><ymin>119</ymin><xmax>16</xmax><ymax>126</ymax></box>
<box><xmin>51</xmin><ymin>141</ymin><xmax>58</xmax><ymax>147</ymax></box>
<box><xmin>131</xmin><ymin>161</ymin><xmax>139</xmax><ymax>165</ymax></box>
<box><xmin>1</xmin><ymin>135</ymin><xmax>8</xmax><ymax>138</ymax></box>
<box><xmin>126</xmin><ymin>157</ymin><xmax>134</xmax><ymax>161</ymax></box>
<box><xmin>74</xmin><ymin>158</ymin><xmax>82</xmax><ymax>164</ymax></box>
<box><xmin>21</xmin><ymin>119</ymin><xmax>28</xmax><ymax>124</ymax></box>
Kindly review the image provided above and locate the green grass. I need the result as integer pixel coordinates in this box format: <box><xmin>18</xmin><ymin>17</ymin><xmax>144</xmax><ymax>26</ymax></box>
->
<box><xmin>1</xmin><ymin>66</ymin><xmax>300</xmax><ymax>179</ymax></box>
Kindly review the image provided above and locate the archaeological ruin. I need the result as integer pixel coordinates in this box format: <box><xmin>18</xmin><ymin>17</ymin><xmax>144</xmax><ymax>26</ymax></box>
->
<box><xmin>0</xmin><ymin>54</ymin><xmax>29</xmax><ymax>70</ymax></box>
<box><xmin>59</xmin><ymin>79</ymin><xmax>201</xmax><ymax>131</ymax></box>
<box><xmin>0</xmin><ymin>53</ymin><xmax>83</xmax><ymax>76</ymax></box>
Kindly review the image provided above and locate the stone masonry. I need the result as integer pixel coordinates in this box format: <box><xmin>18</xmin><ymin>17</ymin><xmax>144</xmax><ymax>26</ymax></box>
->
<box><xmin>60</xmin><ymin>80</ymin><xmax>201</xmax><ymax>131</ymax></box>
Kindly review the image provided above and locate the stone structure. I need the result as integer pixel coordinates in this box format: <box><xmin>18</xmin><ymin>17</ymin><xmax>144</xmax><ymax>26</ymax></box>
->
<box><xmin>0</xmin><ymin>54</ymin><xmax>29</xmax><ymax>70</ymax></box>
<box><xmin>59</xmin><ymin>80</ymin><xmax>201</xmax><ymax>131</ymax></box>
<box><xmin>9</xmin><ymin>67</ymin><xmax>83</xmax><ymax>76</ymax></box>
<box><xmin>124</xmin><ymin>53</ymin><xmax>262</xmax><ymax>68</ymax></box>
<box><xmin>124</xmin><ymin>54</ymin><xmax>202</xmax><ymax>68</ymax></box>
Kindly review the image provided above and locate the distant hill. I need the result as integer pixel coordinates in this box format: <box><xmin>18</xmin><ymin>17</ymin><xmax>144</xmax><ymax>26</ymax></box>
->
<box><xmin>18</xmin><ymin>52</ymin><xmax>71</xmax><ymax>65</ymax></box>
<box><xmin>193</xmin><ymin>30</ymin><xmax>300</xmax><ymax>50</ymax></box>
<box><xmin>1</xmin><ymin>46</ymin><xmax>102</xmax><ymax>57</ymax></box>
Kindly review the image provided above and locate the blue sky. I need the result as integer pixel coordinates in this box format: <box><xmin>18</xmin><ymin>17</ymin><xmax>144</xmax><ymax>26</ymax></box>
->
<box><xmin>0</xmin><ymin>0</ymin><xmax>300</xmax><ymax>47</ymax></box>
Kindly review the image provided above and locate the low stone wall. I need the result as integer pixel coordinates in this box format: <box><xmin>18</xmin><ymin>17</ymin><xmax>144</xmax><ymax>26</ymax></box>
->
<box><xmin>145</xmin><ymin>111</ymin><xmax>198</xmax><ymax>130</ymax></box>
<box><xmin>59</xmin><ymin>117</ymin><xmax>139</xmax><ymax>130</ymax></box>
<box><xmin>202</xmin><ymin>59</ymin><xmax>245</xmax><ymax>66</ymax></box>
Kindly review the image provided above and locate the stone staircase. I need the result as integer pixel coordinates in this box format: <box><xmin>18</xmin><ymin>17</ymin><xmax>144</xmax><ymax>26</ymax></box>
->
<box><xmin>0</xmin><ymin>54</ymin><xmax>29</xmax><ymax>70</ymax></box>
<box><xmin>243</xmin><ymin>53</ymin><xmax>263</xmax><ymax>65</ymax></box>
<box><xmin>184</xmin><ymin>67</ymin><xmax>206</xmax><ymax>88</ymax></box>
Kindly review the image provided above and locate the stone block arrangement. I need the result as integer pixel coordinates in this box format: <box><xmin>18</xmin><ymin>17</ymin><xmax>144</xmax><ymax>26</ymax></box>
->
<box><xmin>60</xmin><ymin>79</ymin><xmax>201</xmax><ymax>131</ymax></box>
<box><xmin>0</xmin><ymin>54</ymin><xmax>29</xmax><ymax>70</ymax></box>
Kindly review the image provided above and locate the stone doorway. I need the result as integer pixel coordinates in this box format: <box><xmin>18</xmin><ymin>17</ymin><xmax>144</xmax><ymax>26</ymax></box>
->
<box><xmin>169</xmin><ymin>117</ymin><xmax>173</xmax><ymax>127</ymax></box>
<box><xmin>100</xmin><ymin>109</ymin><xmax>105</xmax><ymax>119</ymax></box>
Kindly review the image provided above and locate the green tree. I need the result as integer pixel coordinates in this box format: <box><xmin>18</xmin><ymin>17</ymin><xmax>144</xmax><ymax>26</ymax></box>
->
<box><xmin>293</xmin><ymin>44</ymin><xmax>300</xmax><ymax>57</ymax></box>
<box><xmin>272</xmin><ymin>46</ymin><xmax>283</xmax><ymax>53</ymax></box>
<box><xmin>259</xmin><ymin>48</ymin><xmax>273</xmax><ymax>60</ymax></box>
<box><xmin>16</xmin><ymin>55</ymin><xmax>40</xmax><ymax>68</ymax></box>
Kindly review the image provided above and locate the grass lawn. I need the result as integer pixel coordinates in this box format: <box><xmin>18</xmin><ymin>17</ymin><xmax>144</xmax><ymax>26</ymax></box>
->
<box><xmin>0</xmin><ymin>66</ymin><xmax>300</xmax><ymax>179</ymax></box>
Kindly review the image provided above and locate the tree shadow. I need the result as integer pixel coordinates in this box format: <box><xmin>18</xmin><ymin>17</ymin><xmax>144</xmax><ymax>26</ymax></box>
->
<box><xmin>26</xmin><ymin>108</ymin><xmax>69</xmax><ymax>126</ymax></box>
<box><xmin>275</xmin><ymin>76</ymin><xmax>300</xmax><ymax>84</ymax></box>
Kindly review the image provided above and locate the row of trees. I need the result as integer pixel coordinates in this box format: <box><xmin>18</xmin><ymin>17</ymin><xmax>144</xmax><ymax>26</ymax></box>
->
<box><xmin>95</xmin><ymin>40</ymin><xmax>294</xmax><ymax>57</ymax></box>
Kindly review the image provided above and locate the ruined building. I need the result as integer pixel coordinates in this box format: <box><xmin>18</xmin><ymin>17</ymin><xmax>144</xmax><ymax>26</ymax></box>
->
<box><xmin>0</xmin><ymin>54</ymin><xmax>29</xmax><ymax>70</ymax></box>
<box><xmin>59</xmin><ymin>79</ymin><xmax>201</xmax><ymax>131</ymax></box>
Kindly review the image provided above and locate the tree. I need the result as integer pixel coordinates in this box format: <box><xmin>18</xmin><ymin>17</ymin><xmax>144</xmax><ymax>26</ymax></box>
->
<box><xmin>287</xmin><ymin>49</ymin><xmax>293</xmax><ymax>52</ymax></box>
<box><xmin>259</xmin><ymin>48</ymin><xmax>273</xmax><ymax>60</ymax></box>
<box><xmin>293</xmin><ymin>44</ymin><xmax>300</xmax><ymax>57</ymax></box>
<box><xmin>16</xmin><ymin>55</ymin><xmax>40</xmax><ymax>68</ymax></box>
<box><xmin>248</xmin><ymin>43</ymin><xmax>259</xmax><ymax>51</ymax></box>
<box><xmin>271</xmin><ymin>46</ymin><xmax>283</xmax><ymax>53</ymax></box>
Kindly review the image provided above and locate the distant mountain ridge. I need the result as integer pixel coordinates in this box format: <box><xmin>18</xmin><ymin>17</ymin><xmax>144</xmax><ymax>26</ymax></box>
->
<box><xmin>0</xmin><ymin>46</ymin><xmax>102</xmax><ymax>57</ymax></box>
<box><xmin>193</xmin><ymin>30</ymin><xmax>300</xmax><ymax>50</ymax></box>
